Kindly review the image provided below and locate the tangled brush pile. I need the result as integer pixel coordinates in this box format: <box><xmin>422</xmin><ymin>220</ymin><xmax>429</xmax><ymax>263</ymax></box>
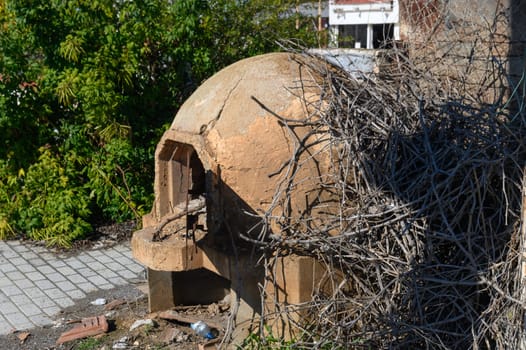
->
<box><xmin>246</xmin><ymin>2</ymin><xmax>526</xmax><ymax>349</ymax></box>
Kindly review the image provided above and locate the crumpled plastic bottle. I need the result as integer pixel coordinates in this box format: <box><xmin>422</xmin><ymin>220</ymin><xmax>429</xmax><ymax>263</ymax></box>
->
<box><xmin>190</xmin><ymin>320</ymin><xmax>215</xmax><ymax>339</ymax></box>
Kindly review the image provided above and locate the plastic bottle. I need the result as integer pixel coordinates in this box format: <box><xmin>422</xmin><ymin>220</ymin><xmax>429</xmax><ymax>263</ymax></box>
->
<box><xmin>190</xmin><ymin>320</ymin><xmax>215</xmax><ymax>339</ymax></box>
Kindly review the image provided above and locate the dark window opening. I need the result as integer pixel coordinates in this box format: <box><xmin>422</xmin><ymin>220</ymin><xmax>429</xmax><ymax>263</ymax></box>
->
<box><xmin>372</xmin><ymin>23</ymin><xmax>394</xmax><ymax>48</ymax></box>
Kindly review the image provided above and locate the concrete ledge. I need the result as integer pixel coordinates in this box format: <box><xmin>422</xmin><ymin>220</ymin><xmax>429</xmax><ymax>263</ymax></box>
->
<box><xmin>131</xmin><ymin>226</ymin><xmax>203</xmax><ymax>271</ymax></box>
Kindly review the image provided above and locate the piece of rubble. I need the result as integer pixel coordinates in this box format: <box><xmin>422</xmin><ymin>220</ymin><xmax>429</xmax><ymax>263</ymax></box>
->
<box><xmin>129</xmin><ymin>318</ymin><xmax>155</xmax><ymax>331</ymax></box>
<box><xmin>56</xmin><ymin>315</ymin><xmax>109</xmax><ymax>345</ymax></box>
<box><xmin>112</xmin><ymin>336</ymin><xmax>129</xmax><ymax>349</ymax></box>
<box><xmin>159</xmin><ymin>327</ymin><xmax>189</xmax><ymax>344</ymax></box>
<box><xmin>207</xmin><ymin>303</ymin><xmax>220</xmax><ymax>315</ymax></box>
<box><xmin>104</xmin><ymin>299</ymin><xmax>126</xmax><ymax>311</ymax></box>
<box><xmin>17</xmin><ymin>331</ymin><xmax>30</xmax><ymax>344</ymax></box>
<box><xmin>104</xmin><ymin>310</ymin><xmax>117</xmax><ymax>318</ymax></box>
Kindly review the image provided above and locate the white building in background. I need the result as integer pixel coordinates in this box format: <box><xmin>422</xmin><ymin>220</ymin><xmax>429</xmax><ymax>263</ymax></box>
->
<box><xmin>328</xmin><ymin>0</ymin><xmax>400</xmax><ymax>49</ymax></box>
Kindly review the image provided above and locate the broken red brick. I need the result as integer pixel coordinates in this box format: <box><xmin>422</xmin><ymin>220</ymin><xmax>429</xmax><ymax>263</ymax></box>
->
<box><xmin>17</xmin><ymin>332</ymin><xmax>30</xmax><ymax>344</ymax></box>
<box><xmin>56</xmin><ymin>315</ymin><xmax>109</xmax><ymax>345</ymax></box>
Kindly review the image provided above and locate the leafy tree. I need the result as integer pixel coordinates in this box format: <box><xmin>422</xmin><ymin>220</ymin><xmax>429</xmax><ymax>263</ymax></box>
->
<box><xmin>0</xmin><ymin>0</ymin><xmax>319</xmax><ymax>246</ymax></box>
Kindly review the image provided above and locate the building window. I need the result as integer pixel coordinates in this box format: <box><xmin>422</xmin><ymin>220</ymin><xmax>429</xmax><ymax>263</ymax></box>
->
<box><xmin>337</xmin><ymin>23</ymin><xmax>394</xmax><ymax>49</ymax></box>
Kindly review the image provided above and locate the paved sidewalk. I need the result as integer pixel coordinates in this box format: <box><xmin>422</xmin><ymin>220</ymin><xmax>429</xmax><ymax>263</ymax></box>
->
<box><xmin>0</xmin><ymin>240</ymin><xmax>145</xmax><ymax>335</ymax></box>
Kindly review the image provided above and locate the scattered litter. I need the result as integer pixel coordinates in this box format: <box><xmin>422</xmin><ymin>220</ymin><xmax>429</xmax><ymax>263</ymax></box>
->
<box><xmin>104</xmin><ymin>299</ymin><xmax>126</xmax><ymax>310</ymax></box>
<box><xmin>90</xmin><ymin>298</ymin><xmax>107</xmax><ymax>306</ymax></box>
<box><xmin>56</xmin><ymin>315</ymin><xmax>109</xmax><ymax>345</ymax></box>
<box><xmin>52</xmin><ymin>318</ymin><xmax>66</xmax><ymax>328</ymax></box>
<box><xmin>112</xmin><ymin>336</ymin><xmax>129</xmax><ymax>349</ymax></box>
<box><xmin>159</xmin><ymin>327</ymin><xmax>189</xmax><ymax>344</ymax></box>
<box><xmin>17</xmin><ymin>331</ymin><xmax>30</xmax><ymax>344</ymax></box>
<box><xmin>191</xmin><ymin>320</ymin><xmax>215</xmax><ymax>339</ymax></box>
<box><xmin>129</xmin><ymin>318</ymin><xmax>155</xmax><ymax>331</ymax></box>
<box><xmin>158</xmin><ymin>310</ymin><xmax>223</xmax><ymax>331</ymax></box>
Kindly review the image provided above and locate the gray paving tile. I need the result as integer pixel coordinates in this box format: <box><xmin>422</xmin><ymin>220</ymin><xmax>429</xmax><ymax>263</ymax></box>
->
<box><xmin>28</xmin><ymin>257</ymin><xmax>45</xmax><ymax>266</ymax></box>
<box><xmin>96</xmin><ymin>254</ymin><xmax>115</xmax><ymax>264</ymax></box>
<box><xmin>88</xmin><ymin>250</ymin><xmax>104</xmax><ymax>258</ymax></box>
<box><xmin>8</xmin><ymin>257</ymin><xmax>26</xmax><ymax>266</ymax></box>
<box><xmin>49</xmin><ymin>260</ymin><xmax>66</xmax><ymax>268</ymax></box>
<box><xmin>13</xmin><ymin>278</ymin><xmax>35</xmax><ymax>289</ymax></box>
<box><xmin>39</xmin><ymin>252</ymin><xmax>56</xmax><ymax>260</ymax></box>
<box><xmin>66</xmin><ymin>274</ymin><xmax>88</xmax><ymax>284</ymax></box>
<box><xmin>18</xmin><ymin>263</ymin><xmax>37</xmax><ymax>273</ymax></box>
<box><xmin>5</xmin><ymin>312</ymin><xmax>33</xmax><ymax>330</ymax></box>
<box><xmin>43</xmin><ymin>305</ymin><xmax>61</xmax><ymax>316</ymax></box>
<box><xmin>88</xmin><ymin>261</ymin><xmax>107</xmax><ymax>271</ymax></box>
<box><xmin>5</xmin><ymin>271</ymin><xmax>25</xmax><ymax>281</ymax></box>
<box><xmin>0</xmin><ymin>291</ymin><xmax>8</xmax><ymax>303</ymax></box>
<box><xmin>0</xmin><ymin>276</ymin><xmax>13</xmax><ymax>287</ymax></box>
<box><xmin>55</xmin><ymin>280</ymin><xmax>77</xmax><ymax>292</ymax></box>
<box><xmin>78</xmin><ymin>254</ymin><xmax>96</xmax><ymax>264</ymax></box>
<box><xmin>12</xmin><ymin>244</ymin><xmax>29</xmax><ymax>253</ymax></box>
<box><xmin>98</xmin><ymin>269</ymin><xmax>118</xmax><ymax>279</ymax></box>
<box><xmin>0</xmin><ymin>263</ymin><xmax>17</xmax><ymax>273</ymax></box>
<box><xmin>26</xmin><ymin>271</ymin><xmax>46</xmax><ymax>281</ymax></box>
<box><xmin>46</xmin><ymin>272</ymin><xmax>67</xmax><ymax>282</ymax></box>
<box><xmin>77</xmin><ymin>282</ymin><xmax>97</xmax><ymax>293</ymax></box>
<box><xmin>65</xmin><ymin>289</ymin><xmax>86</xmax><ymax>299</ymax></box>
<box><xmin>20</xmin><ymin>251</ymin><xmax>38</xmax><ymax>260</ymax></box>
<box><xmin>43</xmin><ymin>288</ymin><xmax>68</xmax><ymax>300</ymax></box>
<box><xmin>55</xmin><ymin>297</ymin><xmax>75</xmax><ymax>308</ymax></box>
<box><xmin>30</xmin><ymin>314</ymin><xmax>53</xmax><ymax>327</ymax></box>
<box><xmin>10</xmin><ymin>293</ymin><xmax>31</xmax><ymax>304</ymax></box>
<box><xmin>0</xmin><ymin>317</ymin><xmax>12</xmax><ymax>333</ymax></box>
<box><xmin>34</xmin><ymin>279</ymin><xmax>55</xmax><ymax>290</ymax></box>
<box><xmin>105</xmin><ymin>262</ymin><xmax>124</xmax><ymax>271</ymax></box>
<box><xmin>33</xmin><ymin>295</ymin><xmax>58</xmax><ymax>308</ymax></box>
<box><xmin>37</xmin><ymin>265</ymin><xmax>56</xmax><ymax>274</ymax></box>
<box><xmin>87</xmin><ymin>275</ymin><xmax>109</xmax><ymax>286</ymax></box>
<box><xmin>99</xmin><ymin>283</ymin><xmax>114</xmax><ymax>290</ymax></box>
<box><xmin>128</xmin><ymin>263</ymin><xmax>145</xmax><ymax>274</ymax></box>
<box><xmin>0</xmin><ymin>301</ymin><xmax>19</xmax><ymax>314</ymax></box>
<box><xmin>23</xmin><ymin>287</ymin><xmax>47</xmax><ymax>299</ymax></box>
<box><xmin>117</xmin><ymin>269</ymin><xmax>139</xmax><ymax>279</ymax></box>
<box><xmin>0</xmin><ymin>247</ymin><xmax>19</xmax><ymax>258</ymax></box>
<box><xmin>109</xmin><ymin>277</ymin><xmax>127</xmax><ymax>286</ymax></box>
<box><xmin>56</xmin><ymin>266</ymin><xmax>76</xmax><ymax>276</ymax></box>
<box><xmin>67</xmin><ymin>258</ymin><xmax>86</xmax><ymax>270</ymax></box>
<box><xmin>77</xmin><ymin>267</ymin><xmax>97</xmax><ymax>277</ymax></box>
<box><xmin>1</xmin><ymin>285</ymin><xmax>23</xmax><ymax>297</ymax></box>
<box><xmin>18</xmin><ymin>302</ymin><xmax>41</xmax><ymax>317</ymax></box>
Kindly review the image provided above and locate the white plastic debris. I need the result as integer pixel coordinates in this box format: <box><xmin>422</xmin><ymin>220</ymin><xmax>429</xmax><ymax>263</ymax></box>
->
<box><xmin>90</xmin><ymin>298</ymin><xmax>107</xmax><ymax>306</ymax></box>
<box><xmin>129</xmin><ymin>318</ymin><xmax>155</xmax><ymax>331</ymax></box>
<box><xmin>104</xmin><ymin>310</ymin><xmax>117</xmax><ymax>318</ymax></box>
<box><xmin>112</xmin><ymin>336</ymin><xmax>128</xmax><ymax>349</ymax></box>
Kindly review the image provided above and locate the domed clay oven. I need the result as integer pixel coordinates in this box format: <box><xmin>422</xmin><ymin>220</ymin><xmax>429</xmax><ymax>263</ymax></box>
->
<box><xmin>131</xmin><ymin>52</ymin><xmax>338</xmax><ymax>339</ymax></box>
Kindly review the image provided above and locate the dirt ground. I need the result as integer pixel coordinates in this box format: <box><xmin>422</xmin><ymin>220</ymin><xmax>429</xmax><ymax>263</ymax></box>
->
<box><xmin>0</xmin><ymin>222</ymin><xmax>230</xmax><ymax>350</ymax></box>
<box><xmin>0</xmin><ymin>283</ymin><xmax>230</xmax><ymax>349</ymax></box>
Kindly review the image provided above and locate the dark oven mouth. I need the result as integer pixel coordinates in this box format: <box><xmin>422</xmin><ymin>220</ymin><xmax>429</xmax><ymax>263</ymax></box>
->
<box><xmin>155</xmin><ymin>141</ymin><xmax>207</xmax><ymax>242</ymax></box>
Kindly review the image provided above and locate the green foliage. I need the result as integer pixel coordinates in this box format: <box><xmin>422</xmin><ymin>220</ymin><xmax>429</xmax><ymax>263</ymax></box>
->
<box><xmin>0</xmin><ymin>0</ymin><xmax>319</xmax><ymax>246</ymax></box>
<box><xmin>74</xmin><ymin>336</ymin><xmax>105</xmax><ymax>350</ymax></box>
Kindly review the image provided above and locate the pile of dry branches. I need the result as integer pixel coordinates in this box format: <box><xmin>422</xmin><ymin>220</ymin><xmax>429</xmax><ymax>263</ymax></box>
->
<box><xmin>246</xmin><ymin>2</ymin><xmax>526</xmax><ymax>349</ymax></box>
